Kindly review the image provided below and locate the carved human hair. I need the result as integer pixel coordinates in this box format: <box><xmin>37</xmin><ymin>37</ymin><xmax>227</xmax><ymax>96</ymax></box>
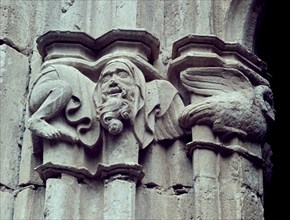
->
<box><xmin>94</xmin><ymin>58</ymin><xmax>146</xmax><ymax>135</ymax></box>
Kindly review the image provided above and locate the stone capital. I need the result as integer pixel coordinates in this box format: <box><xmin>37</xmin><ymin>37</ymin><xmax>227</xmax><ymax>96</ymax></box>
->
<box><xmin>97</xmin><ymin>163</ymin><xmax>145</xmax><ymax>183</ymax></box>
<box><xmin>37</xmin><ymin>29</ymin><xmax>161</xmax><ymax>82</ymax></box>
<box><xmin>168</xmin><ymin>35</ymin><xmax>270</xmax><ymax>100</ymax></box>
<box><xmin>169</xmin><ymin>35</ymin><xmax>274</xmax><ymax>144</ymax></box>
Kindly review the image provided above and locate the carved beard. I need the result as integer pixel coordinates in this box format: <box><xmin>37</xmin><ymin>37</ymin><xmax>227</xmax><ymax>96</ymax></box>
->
<box><xmin>96</xmin><ymin>87</ymin><xmax>135</xmax><ymax>135</ymax></box>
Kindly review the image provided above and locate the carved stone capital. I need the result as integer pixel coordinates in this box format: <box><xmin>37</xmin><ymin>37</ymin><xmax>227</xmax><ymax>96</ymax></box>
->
<box><xmin>168</xmin><ymin>35</ymin><xmax>270</xmax><ymax>101</ymax></box>
<box><xmin>29</xmin><ymin>29</ymin><xmax>184</xmax><ymax>183</ymax></box>
<box><xmin>185</xmin><ymin>141</ymin><xmax>265</xmax><ymax>168</ymax></box>
<box><xmin>169</xmin><ymin>35</ymin><xmax>275</xmax><ymax>143</ymax></box>
<box><xmin>97</xmin><ymin>163</ymin><xmax>145</xmax><ymax>183</ymax></box>
<box><xmin>37</xmin><ymin>29</ymin><xmax>161</xmax><ymax>81</ymax></box>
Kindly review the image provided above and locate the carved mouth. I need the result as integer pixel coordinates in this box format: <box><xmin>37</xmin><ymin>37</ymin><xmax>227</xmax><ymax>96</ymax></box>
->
<box><xmin>108</xmin><ymin>87</ymin><xmax>122</xmax><ymax>95</ymax></box>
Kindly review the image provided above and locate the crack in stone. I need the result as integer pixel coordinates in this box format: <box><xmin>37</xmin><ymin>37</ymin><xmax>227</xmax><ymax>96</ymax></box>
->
<box><xmin>172</xmin><ymin>184</ymin><xmax>191</xmax><ymax>195</ymax></box>
<box><xmin>0</xmin><ymin>183</ymin><xmax>15</xmax><ymax>191</ymax></box>
<box><xmin>0</xmin><ymin>38</ymin><xmax>26</xmax><ymax>55</ymax></box>
<box><xmin>143</xmin><ymin>182</ymin><xmax>192</xmax><ymax>196</ymax></box>
<box><xmin>61</xmin><ymin>0</ymin><xmax>75</xmax><ymax>13</ymax></box>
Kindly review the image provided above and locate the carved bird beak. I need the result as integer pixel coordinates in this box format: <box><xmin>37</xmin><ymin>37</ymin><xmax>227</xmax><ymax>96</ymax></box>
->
<box><xmin>267</xmin><ymin>107</ymin><xmax>275</xmax><ymax>122</ymax></box>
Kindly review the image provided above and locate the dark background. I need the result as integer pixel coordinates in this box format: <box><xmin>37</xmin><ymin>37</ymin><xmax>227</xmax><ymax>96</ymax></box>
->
<box><xmin>255</xmin><ymin>0</ymin><xmax>288</xmax><ymax>219</ymax></box>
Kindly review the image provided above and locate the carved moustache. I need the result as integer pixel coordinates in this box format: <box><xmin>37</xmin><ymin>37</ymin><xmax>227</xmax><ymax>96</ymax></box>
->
<box><xmin>106</xmin><ymin>86</ymin><xmax>127</xmax><ymax>98</ymax></box>
<box><xmin>97</xmin><ymin>88</ymin><xmax>133</xmax><ymax>135</ymax></box>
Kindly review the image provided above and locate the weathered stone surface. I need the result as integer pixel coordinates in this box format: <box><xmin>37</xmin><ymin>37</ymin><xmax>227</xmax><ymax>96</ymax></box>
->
<box><xmin>0</xmin><ymin>1</ymin><xmax>36</xmax><ymax>53</ymax></box>
<box><xmin>167</xmin><ymin>140</ymin><xmax>192</xmax><ymax>187</ymax></box>
<box><xmin>18</xmin><ymin>118</ymin><xmax>43</xmax><ymax>185</ymax></box>
<box><xmin>136</xmin><ymin>185</ymin><xmax>195</xmax><ymax>219</ymax></box>
<box><xmin>192</xmin><ymin>149</ymin><xmax>220</xmax><ymax>219</ymax></box>
<box><xmin>139</xmin><ymin>143</ymin><xmax>168</xmax><ymax>187</ymax></box>
<box><xmin>166</xmin><ymin>188</ymin><xmax>195</xmax><ymax>220</ymax></box>
<box><xmin>104</xmin><ymin>179</ymin><xmax>136</xmax><ymax>220</ymax></box>
<box><xmin>0</xmin><ymin>190</ymin><xmax>14</xmax><ymax>220</ymax></box>
<box><xmin>242</xmin><ymin>190</ymin><xmax>264</xmax><ymax>220</ymax></box>
<box><xmin>0</xmin><ymin>1</ymin><xmax>274</xmax><ymax>219</ymax></box>
<box><xmin>0</xmin><ymin>45</ymin><xmax>29</xmax><ymax>188</ymax></box>
<box><xmin>79</xmin><ymin>181</ymin><xmax>104</xmax><ymax>219</ymax></box>
<box><xmin>14</xmin><ymin>178</ymin><xmax>104</xmax><ymax>220</ymax></box>
<box><xmin>44</xmin><ymin>175</ymin><xmax>81</xmax><ymax>219</ymax></box>
<box><xmin>13</xmin><ymin>187</ymin><xmax>45</xmax><ymax>220</ymax></box>
<box><xmin>136</xmin><ymin>186</ymin><xmax>167</xmax><ymax>219</ymax></box>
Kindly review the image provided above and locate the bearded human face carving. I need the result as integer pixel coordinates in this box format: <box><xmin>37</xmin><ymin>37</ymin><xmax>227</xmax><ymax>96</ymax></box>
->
<box><xmin>96</xmin><ymin>60</ymin><xmax>138</xmax><ymax>135</ymax></box>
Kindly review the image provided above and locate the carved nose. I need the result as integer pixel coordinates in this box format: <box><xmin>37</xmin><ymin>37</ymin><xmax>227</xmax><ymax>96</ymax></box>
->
<box><xmin>109</xmin><ymin>79</ymin><xmax>118</xmax><ymax>87</ymax></box>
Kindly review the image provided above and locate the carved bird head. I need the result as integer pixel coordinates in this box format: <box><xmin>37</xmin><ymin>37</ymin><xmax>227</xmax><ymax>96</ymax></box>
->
<box><xmin>254</xmin><ymin>85</ymin><xmax>275</xmax><ymax>122</ymax></box>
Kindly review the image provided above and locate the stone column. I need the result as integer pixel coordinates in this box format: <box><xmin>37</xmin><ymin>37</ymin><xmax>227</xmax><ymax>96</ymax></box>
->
<box><xmin>169</xmin><ymin>35</ymin><xmax>274</xmax><ymax>219</ymax></box>
<box><xmin>97</xmin><ymin>123</ymin><xmax>143</xmax><ymax>219</ymax></box>
<box><xmin>93</xmin><ymin>29</ymin><xmax>159</xmax><ymax>219</ymax></box>
<box><xmin>98</xmin><ymin>163</ymin><xmax>143</xmax><ymax>220</ymax></box>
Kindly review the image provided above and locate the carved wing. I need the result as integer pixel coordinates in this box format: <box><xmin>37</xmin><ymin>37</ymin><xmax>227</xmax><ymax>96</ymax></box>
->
<box><xmin>180</xmin><ymin>67</ymin><xmax>253</xmax><ymax>97</ymax></box>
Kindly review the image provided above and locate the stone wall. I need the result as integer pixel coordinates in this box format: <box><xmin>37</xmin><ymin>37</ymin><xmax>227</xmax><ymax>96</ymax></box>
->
<box><xmin>0</xmin><ymin>1</ymin><xmax>273</xmax><ymax>219</ymax></box>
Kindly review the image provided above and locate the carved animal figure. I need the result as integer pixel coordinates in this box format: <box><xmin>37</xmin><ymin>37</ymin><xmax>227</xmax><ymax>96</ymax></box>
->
<box><xmin>179</xmin><ymin>67</ymin><xmax>275</xmax><ymax>142</ymax></box>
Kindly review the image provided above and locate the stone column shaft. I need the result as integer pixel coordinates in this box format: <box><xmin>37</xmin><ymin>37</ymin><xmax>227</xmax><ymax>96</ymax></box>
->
<box><xmin>44</xmin><ymin>174</ymin><xmax>81</xmax><ymax>220</ymax></box>
<box><xmin>190</xmin><ymin>111</ymin><xmax>221</xmax><ymax>219</ymax></box>
<box><xmin>168</xmin><ymin>35</ymin><xmax>272</xmax><ymax>220</ymax></box>
<box><xmin>103</xmin><ymin>178</ymin><xmax>136</xmax><ymax>219</ymax></box>
<box><xmin>99</xmin><ymin>129</ymin><xmax>144</xmax><ymax>220</ymax></box>
<box><xmin>192</xmin><ymin>148</ymin><xmax>220</xmax><ymax>219</ymax></box>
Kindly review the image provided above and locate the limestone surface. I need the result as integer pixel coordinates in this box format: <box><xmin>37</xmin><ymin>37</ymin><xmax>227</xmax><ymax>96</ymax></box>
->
<box><xmin>0</xmin><ymin>1</ymin><xmax>274</xmax><ymax>219</ymax></box>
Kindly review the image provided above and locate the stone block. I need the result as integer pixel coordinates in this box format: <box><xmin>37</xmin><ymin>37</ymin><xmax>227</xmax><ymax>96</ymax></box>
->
<box><xmin>139</xmin><ymin>143</ymin><xmax>168</xmax><ymax>187</ymax></box>
<box><xmin>42</xmin><ymin>0</ymin><xmax>89</xmax><ymax>33</ymax></box>
<box><xmin>44</xmin><ymin>175</ymin><xmax>81</xmax><ymax>219</ymax></box>
<box><xmin>241</xmin><ymin>156</ymin><xmax>263</xmax><ymax>195</ymax></box>
<box><xmin>18</xmin><ymin>122</ymin><xmax>43</xmax><ymax>185</ymax></box>
<box><xmin>218</xmin><ymin>153</ymin><xmax>264</xmax><ymax>219</ymax></box>
<box><xmin>0</xmin><ymin>44</ymin><xmax>29</xmax><ymax>188</ymax></box>
<box><xmin>13</xmin><ymin>187</ymin><xmax>45</xmax><ymax>220</ymax></box>
<box><xmin>167</xmin><ymin>140</ymin><xmax>192</xmax><ymax>187</ymax></box>
<box><xmin>192</xmin><ymin>148</ymin><xmax>219</xmax><ymax>179</ymax></box>
<box><xmin>79</xmin><ymin>181</ymin><xmax>104</xmax><ymax>219</ymax></box>
<box><xmin>111</xmin><ymin>1</ymin><xmax>138</xmax><ymax>29</ymax></box>
<box><xmin>0</xmin><ymin>1</ymin><xmax>35</xmax><ymax>53</ymax></box>
<box><xmin>241</xmin><ymin>190</ymin><xmax>264</xmax><ymax>220</ymax></box>
<box><xmin>103</xmin><ymin>129</ymin><xmax>139</xmax><ymax>165</ymax></box>
<box><xmin>192</xmin><ymin>148</ymin><xmax>220</xmax><ymax>219</ymax></box>
<box><xmin>166</xmin><ymin>188</ymin><xmax>195</xmax><ymax>220</ymax></box>
<box><xmin>164</xmin><ymin>0</ymin><xmax>196</xmax><ymax>46</ymax></box>
<box><xmin>0</xmin><ymin>190</ymin><xmax>14</xmax><ymax>220</ymax></box>
<box><xmin>104</xmin><ymin>179</ymin><xmax>136</xmax><ymax>219</ymax></box>
<box><xmin>136</xmin><ymin>186</ymin><xmax>166</xmax><ymax>219</ymax></box>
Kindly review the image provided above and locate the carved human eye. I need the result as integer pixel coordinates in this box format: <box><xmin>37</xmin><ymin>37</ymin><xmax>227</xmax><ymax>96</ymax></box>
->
<box><xmin>104</xmin><ymin>116</ymin><xmax>112</xmax><ymax>123</ymax></box>
<box><xmin>101</xmin><ymin>74</ymin><xmax>111</xmax><ymax>83</ymax></box>
<box><xmin>117</xmin><ymin>71</ymin><xmax>129</xmax><ymax>78</ymax></box>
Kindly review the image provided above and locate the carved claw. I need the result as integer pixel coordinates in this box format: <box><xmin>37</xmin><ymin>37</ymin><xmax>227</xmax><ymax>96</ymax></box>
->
<box><xmin>27</xmin><ymin>118</ymin><xmax>79</xmax><ymax>144</ymax></box>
